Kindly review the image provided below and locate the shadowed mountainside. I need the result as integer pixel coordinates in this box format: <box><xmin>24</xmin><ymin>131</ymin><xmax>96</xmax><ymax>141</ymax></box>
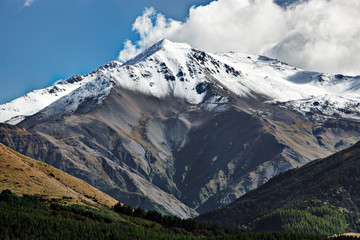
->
<box><xmin>196</xmin><ymin>141</ymin><xmax>360</xmax><ymax>235</ymax></box>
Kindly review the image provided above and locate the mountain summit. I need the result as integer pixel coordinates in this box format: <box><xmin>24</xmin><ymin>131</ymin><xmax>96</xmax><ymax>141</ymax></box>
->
<box><xmin>0</xmin><ymin>39</ymin><xmax>360</xmax><ymax>217</ymax></box>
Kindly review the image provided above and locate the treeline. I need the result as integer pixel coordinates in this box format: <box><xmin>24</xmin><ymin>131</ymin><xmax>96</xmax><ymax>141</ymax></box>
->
<box><xmin>112</xmin><ymin>202</ymin><xmax>326</xmax><ymax>240</ymax></box>
<box><xmin>0</xmin><ymin>189</ymin><xmax>328</xmax><ymax>240</ymax></box>
<box><xmin>113</xmin><ymin>202</ymin><xmax>206</xmax><ymax>232</ymax></box>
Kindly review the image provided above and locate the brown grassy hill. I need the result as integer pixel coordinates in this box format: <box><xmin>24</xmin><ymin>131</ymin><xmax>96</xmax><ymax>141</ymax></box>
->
<box><xmin>0</xmin><ymin>142</ymin><xmax>117</xmax><ymax>207</ymax></box>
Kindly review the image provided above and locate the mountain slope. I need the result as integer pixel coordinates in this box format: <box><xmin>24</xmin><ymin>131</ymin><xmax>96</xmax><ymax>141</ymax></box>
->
<box><xmin>0</xmin><ymin>39</ymin><xmax>360</xmax><ymax>217</ymax></box>
<box><xmin>196</xmin><ymin>141</ymin><xmax>360</xmax><ymax>233</ymax></box>
<box><xmin>0</xmin><ymin>142</ymin><xmax>117</xmax><ymax>207</ymax></box>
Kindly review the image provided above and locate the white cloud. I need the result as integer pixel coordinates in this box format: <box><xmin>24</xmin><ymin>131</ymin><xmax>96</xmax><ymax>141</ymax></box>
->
<box><xmin>118</xmin><ymin>0</ymin><xmax>360</xmax><ymax>76</ymax></box>
<box><xmin>118</xmin><ymin>8</ymin><xmax>182</xmax><ymax>62</ymax></box>
<box><xmin>118</xmin><ymin>40</ymin><xmax>141</xmax><ymax>63</ymax></box>
<box><xmin>24</xmin><ymin>0</ymin><xmax>36</xmax><ymax>7</ymax></box>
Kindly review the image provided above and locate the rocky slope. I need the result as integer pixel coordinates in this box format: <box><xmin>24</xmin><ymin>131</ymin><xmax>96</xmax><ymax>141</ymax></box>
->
<box><xmin>0</xmin><ymin>39</ymin><xmax>360</xmax><ymax>217</ymax></box>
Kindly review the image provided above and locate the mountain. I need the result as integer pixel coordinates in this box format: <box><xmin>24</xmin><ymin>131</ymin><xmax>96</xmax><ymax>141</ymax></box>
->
<box><xmin>0</xmin><ymin>39</ymin><xmax>360</xmax><ymax>217</ymax></box>
<box><xmin>196</xmin><ymin>141</ymin><xmax>360</xmax><ymax>235</ymax></box>
<box><xmin>0</xmin><ymin>142</ymin><xmax>117</xmax><ymax>207</ymax></box>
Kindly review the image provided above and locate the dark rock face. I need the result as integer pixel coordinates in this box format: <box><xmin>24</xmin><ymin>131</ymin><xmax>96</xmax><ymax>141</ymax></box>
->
<box><xmin>173</xmin><ymin>111</ymin><xmax>278</xmax><ymax>207</ymax></box>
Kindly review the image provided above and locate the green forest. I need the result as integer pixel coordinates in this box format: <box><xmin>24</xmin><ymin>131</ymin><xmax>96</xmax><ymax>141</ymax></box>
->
<box><xmin>0</xmin><ymin>189</ymin><xmax>339</xmax><ymax>240</ymax></box>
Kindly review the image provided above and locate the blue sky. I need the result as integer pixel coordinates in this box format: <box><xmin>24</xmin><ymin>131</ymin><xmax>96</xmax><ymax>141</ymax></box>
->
<box><xmin>0</xmin><ymin>0</ymin><xmax>212</xmax><ymax>104</ymax></box>
<box><xmin>1</xmin><ymin>0</ymin><xmax>359</xmax><ymax>104</ymax></box>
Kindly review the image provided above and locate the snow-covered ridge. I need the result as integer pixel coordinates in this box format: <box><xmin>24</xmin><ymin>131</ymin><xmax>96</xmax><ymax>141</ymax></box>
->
<box><xmin>0</xmin><ymin>75</ymin><xmax>94</xmax><ymax>124</ymax></box>
<box><xmin>1</xmin><ymin>39</ymin><xmax>360</xmax><ymax>124</ymax></box>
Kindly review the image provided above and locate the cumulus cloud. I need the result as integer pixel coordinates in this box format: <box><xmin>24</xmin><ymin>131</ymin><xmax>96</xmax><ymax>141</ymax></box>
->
<box><xmin>24</xmin><ymin>0</ymin><xmax>36</xmax><ymax>7</ymax></box>
<box><xmin>118</xmin><ymin>0</ymin><xmax>360</xmax><ymax>76</ymax></box>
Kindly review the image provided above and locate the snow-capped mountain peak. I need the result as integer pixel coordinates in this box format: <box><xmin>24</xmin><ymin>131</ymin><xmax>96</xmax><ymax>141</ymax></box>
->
<box><xmin>124</xmin><ymin>39</ymin><xmax>192</xmax><ymax>66</ymax></box>
<box><xmin>1</xmin><ymin>39</ymin><xmax>360</xmax><ymax>124</ymax></box>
